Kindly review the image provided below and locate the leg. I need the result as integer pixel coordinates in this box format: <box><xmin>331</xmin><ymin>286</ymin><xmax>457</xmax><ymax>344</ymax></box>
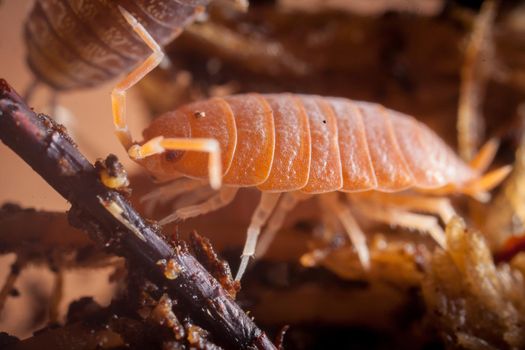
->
<box><xmin>159</xmin><ymin>187</ymin><xmax>238</xmax><ymax>225</ymax></box>
<box><xmin>255</xmin><ymin>192</ymin><xmax>309</xmax><ymax>258</ymax></box>
<box><xmin>141</xmin><ymin>178</ymin><xmax>205</xmax><ymax>204</ymax></box>
<box><xmin>356</xmin><ymin>202</ymin><xmax>447</xmax><ymax>248</ymax></box>
<box><xmin>417</xmin><ymin>163</ymin><xmax>511</xmax><ymax>203</ymax></box>
<box><xmin>236</xmin><ymin>192</ymin><xmax>281</xmax><ymax>281</ymax></box>
<box><xmin>129</xmin><ymin>136</ymin><xmax>222</xmax><ymax>189</ymax></box>
<box><xmin>463</xmin><ymin>165</ymin><xmax>512</xmax><ymax>201</ymax></box>
<box><xmin>141</xmin><ymin>178</ymin><xmax>206</xmax><ymax>215</ymax></box>
<box><xmin>318</xmin><ymin>199</ymin><xmax>344</xmax><ymax>241</ymax></box>
<box><xmin>354</xmin><ymin>193</ymin><xmax>456</xmax><ymax>223</ymax></box>
<box><xmin>469</xmin><ymin>138</ymin><xmax>499</xmax><ymax>172</ymax></box>
<box><xmin>172</xmin><ymin>186</ymin><xmax>215</xmax><ymax>209</ymax></box>
<box><xmin>320</xmin><ymin>193</ymin><xmax>370</xmax><ymax>270</ymax></box>
<box><xmin>112</xmin><ymin>7</ymin><xmax>164</xmax><ymax>149</ymax></box>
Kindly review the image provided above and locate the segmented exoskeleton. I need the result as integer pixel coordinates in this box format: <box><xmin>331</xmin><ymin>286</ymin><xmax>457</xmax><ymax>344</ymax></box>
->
<box><xmin>128</xmin><ymin>93</ymin><xmax>511</xmax><ymax>280</ymax></box>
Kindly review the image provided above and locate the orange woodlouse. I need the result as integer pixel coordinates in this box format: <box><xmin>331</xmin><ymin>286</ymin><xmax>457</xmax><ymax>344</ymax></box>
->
<box><xmin>125</xmin><ymin>93</ymin><xmax>511</xmax><ymax>281</ymax></box>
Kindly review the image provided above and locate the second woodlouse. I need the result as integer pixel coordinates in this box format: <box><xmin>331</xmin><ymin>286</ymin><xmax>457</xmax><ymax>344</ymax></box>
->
<box><xmin>24</xmin><ymin>0</ymin><xmax>212</xmax><ymax>91</ymax></box>
<box><xmin>127</xmin><ymin>93</ymin><xmax>511</xmax><ymax>281</ymax></box>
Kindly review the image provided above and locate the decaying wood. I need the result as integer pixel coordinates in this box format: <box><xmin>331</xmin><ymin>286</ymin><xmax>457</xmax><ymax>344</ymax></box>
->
<box><xmin>189</xmin><ymin>231</ymin><xmax>240</xmax><ymax>299</ymax></box>
<box><xmin>423</xmin><ymin>217</ymin><xmax>525</xmax><ymax>349</ymax></box>
<box><xmin>0</xmin><ymin>79</ymin><xmax>276</xmax><ymax>350</ymax></box>
<box><xmin>485</xmin><ymin>106</ymin><xmax>525</xmax><ymax>250</ymax></box>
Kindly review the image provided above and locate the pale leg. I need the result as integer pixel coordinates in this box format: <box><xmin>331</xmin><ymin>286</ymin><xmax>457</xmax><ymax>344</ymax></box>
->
<box><xmin>320</xmin><ymin>193</ymin><xmax>370</xmax><ymax>269</ymax></box>
<box><xmin>319</xmin><ymin>200</ymin><xmax>344</xmax><ymax>241</ymax></box>
<box><xmin>255</xmin><ymin>192</ymin><xmax>308</xmax><ymax>258</ymax></box>
<box><xmin>141</xmin><ymin>178</ymin><xmax>205</xmax><ymax>204</ymax></box>
<box><xmin>353</xmin><ymin>193</ymin><xmax>456</xmax><ymax>223</ymax></box>
<box><xmin>128</xmin><ymin>136</ymin><xmax>222</xmax><ymax>189</ymax></box>
<box><xmin>355</xmin><ymin>202</ymin><xmax>447</xmax><ymax>248</ymax></box>
<box><xmin>112</xmin><ymin>7</ymin><xmax>164</xmax><ymax>149</ymax></box>
<box><xmin>393</xmin><ymin>196</ymin><xmax>456</xmax><ymax>223</ymax></box>
<box><xmin>141</xmin><ymin>178</ymin><xmax>207</xmax><ymax>215</ymax></box>
<box><xmin>159</xmin><ymin>187</ymin><xmax>238</xmax><ymax>225</ymax></box>
<box><xmin>469</xmin><ymin>138</ymin><xmax>499</xmax><ymax>172</ymax></box>
<box><xmin>172</xmin><ymin>186</ymin><xmax>216</xmax><ymax>210</ymax></box>
<box><xmin>236</xmin><ymin>192</ymin><xmax>281</xmax><ymax>281</ymax></box>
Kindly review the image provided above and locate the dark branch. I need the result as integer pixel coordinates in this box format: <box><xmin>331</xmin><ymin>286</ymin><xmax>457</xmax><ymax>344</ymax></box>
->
<box><xmin>0</xmin><ymin>79</ymin><xmax>276</xmax><ymax>350</ymax></box>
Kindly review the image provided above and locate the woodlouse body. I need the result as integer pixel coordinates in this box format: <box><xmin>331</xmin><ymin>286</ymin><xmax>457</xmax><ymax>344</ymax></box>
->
<box><xmin>137</xmin><ymin>93</ymin><xmax>512</xmax><ymax>280</ymax></box>
<box><xmin>24</xmin><ymin>0</ymin><xmax>209</xmax><ymax>90</ymax></box>
<box><xmin>139</xmin><ymin>93</ymin><xmax>478</xmax><ymax>193</ymax></box>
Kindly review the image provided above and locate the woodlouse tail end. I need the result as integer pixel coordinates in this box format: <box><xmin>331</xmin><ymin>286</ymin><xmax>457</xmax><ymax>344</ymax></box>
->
<box><xmin>469</xmin><ymin>138</ymin><xmax>500</xmax><ymax>173</ymax></box>
<box><xmin>463</xmin><ymin>165</ymin><xmax>512</xmax><ymax>202</ymax></box>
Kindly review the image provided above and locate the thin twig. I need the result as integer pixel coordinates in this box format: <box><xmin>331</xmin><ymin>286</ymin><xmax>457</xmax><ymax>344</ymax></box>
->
<box><xmin>0</xmin><ymin>79</ymin><xmax>275</xmax><ymax>350</ymax></box>
<box><xmin>457</xmin><ymin>0</ymin><xmax>498</xmax><ymax>161</ymax></box>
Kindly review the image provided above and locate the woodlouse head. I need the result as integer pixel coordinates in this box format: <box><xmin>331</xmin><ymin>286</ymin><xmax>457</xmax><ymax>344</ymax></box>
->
<box><xmin>164</xmin><ymin>150</ymin><xmax>184</xmax><ymax>162</ymax></box>
<box><xmin>138</xmin><ymin>108</ymin><xmax>194</xmax><ymax>181</ymax></box>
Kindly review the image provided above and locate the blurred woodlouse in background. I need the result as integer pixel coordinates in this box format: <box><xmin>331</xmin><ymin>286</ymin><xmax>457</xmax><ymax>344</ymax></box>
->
<box><xmin>24</xmin><ymin>0</ymin><xmax>215</xmax><ymax>91</ymax></box>
<box><xmin>127</xmin><ymin>93</ymin><xmax>512</xmax><ymax>280</ymax></box>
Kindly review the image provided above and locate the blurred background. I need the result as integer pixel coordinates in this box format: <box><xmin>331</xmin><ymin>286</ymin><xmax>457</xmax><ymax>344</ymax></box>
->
<box><xmin>2</xmin><ymin>0</ymin><xmax>525</xmax><ymax>348</ymax></box>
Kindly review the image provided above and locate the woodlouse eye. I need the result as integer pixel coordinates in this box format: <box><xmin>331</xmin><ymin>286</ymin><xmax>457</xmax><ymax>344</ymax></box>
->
<box><xmin>165</xmin><ymin>150</ymin><xmax>184</xmax><ymax>162</ymax></box>
<box><xmin>322</xmin><ymin>120</ymin><xmax>327</xmax><ymax>124</ymax></box>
